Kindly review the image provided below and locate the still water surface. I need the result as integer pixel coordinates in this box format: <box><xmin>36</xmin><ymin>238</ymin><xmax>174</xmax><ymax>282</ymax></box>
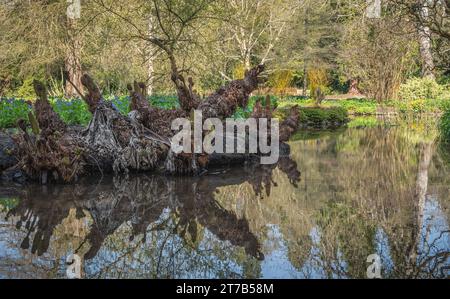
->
<box><xmin>0</xmin><ymin>118</ymin><xmax>449</xmax><ymax>278</ymax></box>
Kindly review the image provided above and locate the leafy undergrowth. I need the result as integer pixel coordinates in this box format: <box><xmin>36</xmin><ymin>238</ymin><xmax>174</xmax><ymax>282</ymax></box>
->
<box><xmin>0</xmin><ymin>198</ymin><xmax>19</xmax><ymax>212</ymax></box>
<box><xmin>440</xmin><ymin>109</ymin><xmax>450</xmax><ymax>142</ymax></box>
<box><xmin>233</xmin><ymin>96</ymin><xmax>278</xmax><ymax>119</ymax></box>
<box><xmin>0</xmin><ymin>95</ymin><xmax>181</xmax><ymax>128</ymax></box>
<box><xmin>0</xmin><ymin>98</ymin><xmax>31</xmax><ymax>128</ymax></box>
<box><xmin>392</xmin><ymin>98</ymin><xmax>450</xmax><ymax>114</ymax></box>
<box><xmin>1</xmin><ymin>95</ymin><xmax>346</xmax><ymax>130</ymax></box>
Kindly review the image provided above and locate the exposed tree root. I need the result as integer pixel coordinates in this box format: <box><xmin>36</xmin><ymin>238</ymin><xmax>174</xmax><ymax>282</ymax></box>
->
<box><xmin>13</xmin><ymin>82</ymin><xmax>85</xmax><ymax>184</ymax></box>
<box><xmin>81</xmin><ymin>75</ymin><xmax>205</xmax><ymax>176</ymax></box>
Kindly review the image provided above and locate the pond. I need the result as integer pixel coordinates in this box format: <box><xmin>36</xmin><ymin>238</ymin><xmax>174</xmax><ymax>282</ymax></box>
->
<box><xmin>0</xmin><ymin>117</ymin><xmax>449</xmax><ymax>279</ymax></box>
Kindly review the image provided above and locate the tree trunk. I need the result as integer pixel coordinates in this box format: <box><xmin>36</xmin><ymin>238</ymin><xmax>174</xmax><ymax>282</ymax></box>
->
<box><xmin>417</xmin><ymin>4</ymin><xmax>435</xmax><ymax>79</ymax></box>
<box><xmin>65</xmin><ymin>18</ymin><xmax>84</xmax><ymax>97</ymax></box>
<box><xmin>244</xmin><ymin>52</ymin><xmax>251</xmax><ymax>71</ymax></box>
<box><xmin>146</xmin><ymin>15</ymin><xmax>155</xmax><ymax>96</ymax></box>
<box><xmin>302</xmin><ymin>64</ymin><xmax>308</xmax><ymax>97</ymax></box>
<box><xmin>302</xmin><ymin>7</ymin><xmax>309</xmax><ymax>98</ymax></box>
<box><xmin>147</xmin><ymin>53</ymin><xmax>155</xmax><ymax>96</ymax></box>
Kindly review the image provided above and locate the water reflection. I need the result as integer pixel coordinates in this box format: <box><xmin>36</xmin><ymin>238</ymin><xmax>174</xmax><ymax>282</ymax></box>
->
<box><xmin>0</xmin><ymin>121</ymin><xmax>449</xmax><ymax>279</ymax></box>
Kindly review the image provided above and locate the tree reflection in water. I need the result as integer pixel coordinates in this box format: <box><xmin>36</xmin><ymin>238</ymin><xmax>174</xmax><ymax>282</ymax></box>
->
<box><xmin>0</xmin><ymin>157</ymin><xmax>300</xmax><ymax>278</ymax></box>
<box><xmin>0</xmin><ymin>121</ymin><xmax>449</xmax><ymax>278</ymax></box>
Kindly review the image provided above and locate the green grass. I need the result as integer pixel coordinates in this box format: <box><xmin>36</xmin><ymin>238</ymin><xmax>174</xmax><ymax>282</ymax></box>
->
<box><xmin>327</xmin><ymin>99</ymin><xmax>377</xmax><ymax>115</ymax></box>
<box><xmin>347</xmin><ymin>116</ymin><xmax>379</xmax><ymax>129</ymax></box>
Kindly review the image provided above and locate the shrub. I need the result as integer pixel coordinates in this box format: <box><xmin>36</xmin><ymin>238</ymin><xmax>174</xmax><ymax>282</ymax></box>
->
<box><xmin>298</xmin><ymin>106</ymin><xmax>348</xmax><ymax>129</ymax></box>
<box><xmin>440</xmin><ymin>109</ymin><xmax>450</xmax><ymax>142</ymax></box>
<box><xmin>267</xmin><ymin>70</ymin><xmax>294</xmax><ymax>95</ymax></box>
<box><xmin>16</xmin><ymin>78</ymin><xmax>37</xmax><ymax>99</ymax></box>
<box><xmin>308</xmin><ymin>68</ymin><xmax>330</xmax><ymax>103</ymax></box>
<box><xmin>409</xmin><ymin>99</ymin><xmax>427</xmax><ymax>113</ymax></box>
<box><xmin>393</xmin><ymin>97</ymin><xmax>450</xmax><ymax>114</ymax></box>
<box><xmin>233</xmin><ymin>64</ymin><xmax>246</xmax><ymax>80</ymax></box>
<box><xmin>398</xmin><ymin>77</ymin><xmax>447</xmax><ymax>101</ymax></box>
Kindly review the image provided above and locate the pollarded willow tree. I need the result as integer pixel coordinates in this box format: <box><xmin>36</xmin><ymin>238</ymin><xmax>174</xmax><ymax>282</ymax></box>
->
<box><xmin>2</xmin><ymin>0</ymin><xmax>301</xmax><ymax>184</ymax></box>
<box><xmin>6</xmin><ymin>64</ymin><xmax>299</xmax><ymax>183</ymax></box>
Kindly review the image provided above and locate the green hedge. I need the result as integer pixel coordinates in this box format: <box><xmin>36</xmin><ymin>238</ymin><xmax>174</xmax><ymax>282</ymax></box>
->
<box><xmin>298</xmin><ymin>107</ymin><xmax>349</xmax><ymax>129</ymax></box>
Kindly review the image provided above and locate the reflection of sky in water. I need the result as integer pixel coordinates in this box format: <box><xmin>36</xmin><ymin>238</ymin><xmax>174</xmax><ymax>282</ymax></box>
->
<box><xmin>375</xmin><ymin>227</ymin><xmax>393</xmax><ymax>276</ymax></box>
<box><xmin>417</xmin><ymin>197</ymin><xmax>449</xmax><ymax>277</ymax></box>
<box><xmin>83</xmin><ymin>209</ymin><xmax>245</xmax><ymax>279</ymax></box>
<box><xmin>0</xmin><ymin>217</ymin><xmax>57</xmax><ymax>278</ymax></box>
<box><xmin>256</xmin><ymin>195</ymin><xmax>450</xmax><ymax>279</ymax></box>
<box><xmin>375</xmin><ymin>197</ymin><xmax>450</xmax><ymax>278</ymax></box>
<box><xmin>261</xmin><ymin>224</ymin><xmax>302</xmax><ymax>278</ymax></box>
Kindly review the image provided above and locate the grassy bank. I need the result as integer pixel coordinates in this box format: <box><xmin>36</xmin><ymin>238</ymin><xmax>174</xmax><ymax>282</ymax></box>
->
<box><xmin>2</xmin><ymin>94</ymin><xmax>448</xmax><ymax>130</ymax></box>
<box><xmin>276</xmin><ymin>96</ymin><xmax>450</xmax><ymax>116</ymax></box>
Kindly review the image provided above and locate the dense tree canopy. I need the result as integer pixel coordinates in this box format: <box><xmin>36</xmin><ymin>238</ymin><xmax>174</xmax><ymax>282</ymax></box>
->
<box><xmin>0</xmin><ymin>0</ymin><xmax>448</xmax><ymax>100</ymax></box>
